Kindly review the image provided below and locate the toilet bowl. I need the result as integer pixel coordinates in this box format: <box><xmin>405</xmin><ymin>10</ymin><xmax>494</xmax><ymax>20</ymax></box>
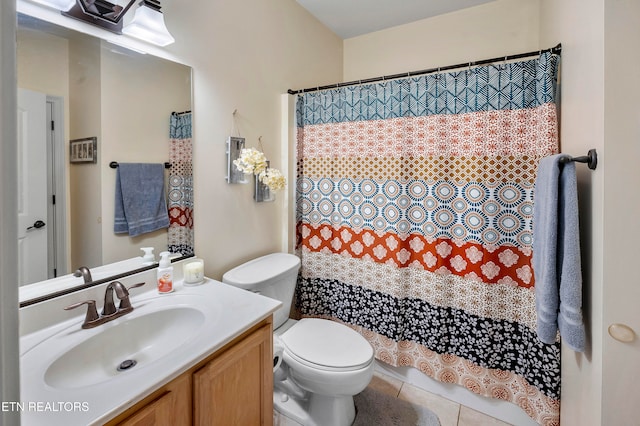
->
<box><xmin>276</xmin><ymin>318</ymin><xmax>374</xmax><ymax>425</ymax></box>
<box><xmin>222</xmin><ymin>253</ymin><xmax>375</xmax><ymax>426</ymax></box>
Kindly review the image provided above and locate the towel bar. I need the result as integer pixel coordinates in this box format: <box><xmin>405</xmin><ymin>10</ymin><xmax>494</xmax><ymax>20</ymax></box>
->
<box><xmin>558</xmin><ymin>149</ymin><xmax>597</xmax><ymax>170</ymax></box>
<box><xmin>110</xmin><ymin>161</ymin><xmax>171</xmax><ymax>169</ymax></box>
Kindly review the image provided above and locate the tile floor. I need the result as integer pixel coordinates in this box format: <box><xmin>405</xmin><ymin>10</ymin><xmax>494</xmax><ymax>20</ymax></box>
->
<box><xmin>274</xmin><ymin>371</ymin><xmax>513</xmax><ymax>426</ymax></box>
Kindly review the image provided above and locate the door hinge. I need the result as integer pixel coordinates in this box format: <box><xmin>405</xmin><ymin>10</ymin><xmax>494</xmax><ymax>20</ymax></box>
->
<box><xmin>51</xmin><ymin>120</ymin><xmax>55</xmax><ymax>131</ymax></box>
<box><xmin>54</xmin><ymin>268</ymin><xmax>57</xmax><ymax>278</ymax></box>
<box><xmin>52</xmin><ymin>194</ymin><xmax>56</xmax><ymax>205</ymax></box>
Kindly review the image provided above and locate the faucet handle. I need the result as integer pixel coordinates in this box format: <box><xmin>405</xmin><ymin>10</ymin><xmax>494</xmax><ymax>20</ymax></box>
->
<box><xmin>127</xmin><ymin>282</ymin><xmax>146</xmax><ymax>292</ymax></box>
<box><xmin>64</xmin><ymin>300</ymin><xmax>99</xmax><ymax>328</ymax></box>
<box><xmin>118</xmin><ymin>282</ymin><xmax>146</xmax><ymax>311</ymax></box>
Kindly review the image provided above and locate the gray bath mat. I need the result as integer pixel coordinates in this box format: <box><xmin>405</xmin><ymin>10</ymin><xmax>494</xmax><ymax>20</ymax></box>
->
<box><xmin>353</xmin><ymin>387</ymin><xmax>441</xmax><ymax>426</ymax></box>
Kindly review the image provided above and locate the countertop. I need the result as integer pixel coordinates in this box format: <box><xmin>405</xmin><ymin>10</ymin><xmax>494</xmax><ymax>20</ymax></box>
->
<box><xmin>19</xmin><ymin>278</ymin><xmax>281</xmax><ymax>425</ymax></box>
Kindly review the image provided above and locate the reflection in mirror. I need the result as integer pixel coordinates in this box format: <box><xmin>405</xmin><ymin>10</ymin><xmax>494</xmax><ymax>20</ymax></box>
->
<box><xmin>17</xmin><ymin>13</ymin><xmax>193</xmax><ymax>296</ymax></box>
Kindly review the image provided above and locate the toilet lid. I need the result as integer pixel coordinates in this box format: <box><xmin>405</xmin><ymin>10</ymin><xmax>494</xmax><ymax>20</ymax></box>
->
<box><xmin>280</xmin><ymin>318</ymin><xmax>374</xmax><ymax>369</ymax></box>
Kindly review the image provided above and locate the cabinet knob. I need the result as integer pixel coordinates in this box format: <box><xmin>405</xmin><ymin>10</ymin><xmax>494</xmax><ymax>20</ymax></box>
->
<box><xmin>608</xmin><ymin>323</ymin><xmax>636</xmax><ymax>343</ymax></box>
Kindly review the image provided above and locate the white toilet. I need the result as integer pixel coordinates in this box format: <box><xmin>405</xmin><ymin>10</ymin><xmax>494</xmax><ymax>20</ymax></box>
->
<box><xmin>222</xmin><ymin>253</ymin><xmax>375</xmax><ymax>426</ymax></box>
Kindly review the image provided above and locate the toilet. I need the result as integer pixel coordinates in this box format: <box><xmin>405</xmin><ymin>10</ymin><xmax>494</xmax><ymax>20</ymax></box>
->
<box><xmin>222</xmin><ymin>253</ymin><xmax>375</xmax><ymax>426</ymax></box>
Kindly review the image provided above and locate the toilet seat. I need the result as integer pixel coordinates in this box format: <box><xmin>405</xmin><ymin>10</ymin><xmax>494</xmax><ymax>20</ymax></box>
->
<box><xmin>280</xmin><ymin>318</ymin><xmax>374</xmax><ymax>372</ymax></box>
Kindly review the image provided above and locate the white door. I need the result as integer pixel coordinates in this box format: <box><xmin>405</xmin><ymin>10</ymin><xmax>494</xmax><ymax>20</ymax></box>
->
<box><xmin>17</xmin><ymin>88</ymin><xmax>49</xmax><ymax>286</ymax></box>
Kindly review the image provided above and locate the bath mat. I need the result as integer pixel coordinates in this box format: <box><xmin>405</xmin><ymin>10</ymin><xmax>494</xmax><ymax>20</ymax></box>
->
<box><xmin>353</xmin><ymin>387</ymin><xmax>441</xmax><ymax>426</ymax></box>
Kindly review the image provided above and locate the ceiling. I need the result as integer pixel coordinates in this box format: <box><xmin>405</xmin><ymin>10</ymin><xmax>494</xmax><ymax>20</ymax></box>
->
<box><xmin>296</xmin><ymin>0</ymin><xmax>497</xmax><ymax>39</ymax></box>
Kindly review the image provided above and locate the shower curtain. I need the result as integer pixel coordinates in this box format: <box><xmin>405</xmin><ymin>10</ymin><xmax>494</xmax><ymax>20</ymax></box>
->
<box><xmin>294</xmin><ymin>52</ymin><xmax>561</xmax><ymax>425</ymax></box>
<box><xmin>168</xmin><ymin>112</ymin><xmax>194</xmax><ymax>256</ymax></box>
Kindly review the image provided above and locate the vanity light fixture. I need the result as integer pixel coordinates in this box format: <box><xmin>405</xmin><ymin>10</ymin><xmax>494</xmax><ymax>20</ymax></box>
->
<box><xmin>30</xmin><ymin>0</ymin><xmax>76</xmax><ymax>11</ymax></box>
<box><xmin>122</xmin><ymin>0</ymin><xmax>175</xmax><ymax>47</ymax></box>
<box><xmin>29</xmin><ymin>0</ymin><xmax>175</xmax><ymax>46</ymax></box>
<box><xmin>62</xmin><ymin>0</ymin><xmax>137</xmax><ymax>34</ymax></box>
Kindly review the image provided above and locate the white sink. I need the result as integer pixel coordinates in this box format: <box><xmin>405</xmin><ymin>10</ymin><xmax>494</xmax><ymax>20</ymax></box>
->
<box><xmin>21</xmin><ymin>292</ymin><xmax>216</xmax><ymax>392</ymax></box>
<box><xmin>20</xmin><ymin>279</ymin><xmax>281</xmax><ymax>426</ymax></box>
<box><xmin>44</xmin><ymin>306</ymin><xmax>205</xmax><ymax>389</ymax></box>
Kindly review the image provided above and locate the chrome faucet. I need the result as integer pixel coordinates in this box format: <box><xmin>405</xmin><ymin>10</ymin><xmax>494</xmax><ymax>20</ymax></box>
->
<box><xmin>65</xmin><ymin>281</ymin><xmax>145</xmax><ymax>329</ymax></box>
<box><xmin>73</xmin><ymin>266</ymin><xmax>93</xmax><ymax>283</ymax></box>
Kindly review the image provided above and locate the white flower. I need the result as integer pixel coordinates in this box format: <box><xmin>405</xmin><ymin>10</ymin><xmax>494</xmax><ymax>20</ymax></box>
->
<box><xmin>259</xmin><ymin>167</ymin><xmax>287</xmax><ymax>191</ymax></box>
<box><xmin>233</xmin><ymin>148</ymin><xmax>268</xmax><ymax>175</ymax></box>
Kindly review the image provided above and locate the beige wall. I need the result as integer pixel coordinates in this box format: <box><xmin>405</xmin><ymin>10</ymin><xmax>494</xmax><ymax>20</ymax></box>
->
<box><xmin>99</xmin><ymin>45</ymin><xmax>191</xmax><ymax>264</ymax></box>
<box><xmin>160</xmin><ymin>0</ymin><xmax>343</xmax><ymax>278</ymax></box>
<box><xmin>69</xmin><ymin>35</ymin><xmax>102</xmax><ymax>269</ymax></box>
<box><xmin>540</xmin><ymin>0</ymin><xmax>606</xmax><ymax>424</ymax></box>
<box><xmin>601</xmin><ymin>0</ymin><xmax>640</xmax><ymax>423</ymax></box>
<box><xmin>343</xmin><ymin>0</ymin><xmax>540</xmax><ymax>81</ymax></box>
<box><xmin>16</xmin><ymin>27</ymin><xmax>69</xmax><ymax>98</ymax></box>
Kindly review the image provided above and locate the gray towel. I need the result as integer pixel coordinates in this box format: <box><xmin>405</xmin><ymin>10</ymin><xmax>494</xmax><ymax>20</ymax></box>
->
<box><xmin>533</xmin><ymin>154</ymin><xmax>585</xmax><ymax>352</ymax></box>
<box><xmin>114</xmin><ymin>163</ymin><xmax>170</xmax><ymax>237</ymax></box>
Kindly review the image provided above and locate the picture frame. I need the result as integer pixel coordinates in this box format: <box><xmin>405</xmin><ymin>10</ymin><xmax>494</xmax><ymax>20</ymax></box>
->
<box><xmin>69</xmin><ymin>137</ymin><xmax>97</xmax><ymax>164</ymax></box>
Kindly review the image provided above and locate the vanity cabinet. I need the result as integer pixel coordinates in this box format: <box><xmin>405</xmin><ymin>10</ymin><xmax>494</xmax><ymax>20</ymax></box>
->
<box><xmin>193</xmin><ymin>321</ymin><xmax>273</xmax><ymax>425</ymax></box>
<box><xmin>107</xmin><ymin>318</ymin><xmax>273</xmax><ymax>426</ymax></box>
<box><xmin>116</xmin><ymin>373</ymin><xmax>191</xmax><ymax>426</ymax></box>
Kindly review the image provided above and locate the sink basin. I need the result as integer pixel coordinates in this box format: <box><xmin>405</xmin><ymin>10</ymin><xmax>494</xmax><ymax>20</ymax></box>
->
<box><xmin>20</xmin><ymin>280</ymin><xmax>282</xmax><ymax>426</ymax></box>
<box><xmin>43</xmin><ymin>306</ymin><xmax>205</xmax><ymax>389</ymax></box>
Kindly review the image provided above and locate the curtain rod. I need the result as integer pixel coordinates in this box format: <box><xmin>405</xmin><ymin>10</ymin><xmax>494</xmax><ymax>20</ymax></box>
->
<box><xmin>287</xmin><ymin>43</ymin><xmax>562</xmax><ymax>95</ymax></box>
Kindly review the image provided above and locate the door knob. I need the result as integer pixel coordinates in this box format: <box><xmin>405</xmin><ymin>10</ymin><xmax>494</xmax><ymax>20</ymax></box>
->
<box><xmin>608</xmin><ymin>323</ymin><xmax>636</xmax><ymax>343</ymax></box>
<box><xmin>26</xmin><ymin>220</ymin><xmax>45</xmax><ymax>231</ymax></box>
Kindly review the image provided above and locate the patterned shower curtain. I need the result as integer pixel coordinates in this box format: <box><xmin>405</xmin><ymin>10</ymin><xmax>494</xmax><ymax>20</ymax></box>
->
<box><xmin>168</xmin><ymin>112</ymin><xmax>194</xmax><ymax>256</ymax></box>
<box><xmin>294</xmin><ymin>52</ymin><xmax>561</xmax><ymax>425</ymax></box>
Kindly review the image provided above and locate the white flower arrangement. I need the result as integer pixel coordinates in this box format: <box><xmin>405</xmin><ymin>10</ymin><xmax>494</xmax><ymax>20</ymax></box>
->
<box><xmin>233</xmin><ymin>148</ymin><xmax>268</xmax><ymax>175</ymax></box>
<box><xmin>259</xmin><ymin>168</ymin><xmax>286</xmax><ymax>191</ymax></box>
<box><xmin>233</xmin><ymin>147</ymin><xmax>286</xmax><ymax>191</ymax></box>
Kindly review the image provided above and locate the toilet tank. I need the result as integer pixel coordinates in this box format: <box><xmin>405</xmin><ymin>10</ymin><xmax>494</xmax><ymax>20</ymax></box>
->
<box><xmin>222</xmin><ymin>253</ymin><xmax>301</xmax><ymax>329</ymax></box>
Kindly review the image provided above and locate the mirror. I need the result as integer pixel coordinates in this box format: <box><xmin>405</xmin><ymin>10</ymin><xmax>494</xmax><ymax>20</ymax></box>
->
<box><xmin>17</xmin><ymin>13</ymin><xmax>192</xmax><ymax>297</ymax></box>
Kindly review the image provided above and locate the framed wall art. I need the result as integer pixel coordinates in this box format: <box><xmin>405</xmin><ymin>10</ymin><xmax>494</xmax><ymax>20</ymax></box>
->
<box><xmin>69</xmin><ymin>137</ymin><xmax>97</xmax><ymax>164</ymax></box>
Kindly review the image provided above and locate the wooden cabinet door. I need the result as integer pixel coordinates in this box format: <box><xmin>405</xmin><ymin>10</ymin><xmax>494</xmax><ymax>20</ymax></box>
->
<box><xmin>114</xmin><ymin>373</ymin><xmax>191</xmax><ymax>426</ymax></box>
<box><xmin>193</xmin><ymin>324</ymin><xmax>273</xmax><ymax>426</ymax></box>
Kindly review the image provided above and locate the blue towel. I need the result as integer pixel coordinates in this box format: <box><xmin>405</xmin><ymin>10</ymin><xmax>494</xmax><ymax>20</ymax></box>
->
<box><xmin>533</xmin><ymin>154</ymin><xmax>585</xmax><ymax>352</ymax></box>
<box><xmin>114</xmin><ymin>163</ymin><xmax>170</xmax><ymax>237</ymax></box>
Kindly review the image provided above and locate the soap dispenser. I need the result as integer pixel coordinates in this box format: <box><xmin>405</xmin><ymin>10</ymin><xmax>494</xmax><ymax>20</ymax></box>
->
<box><xmin>157</xmin><ymin>251</ymin><xmax>174</xmax><ymax>294</ymax></box>
<box><xmin>141</xmin><ymin>247</ymin><xmax>155</xmax><ymax>265</ymax></box>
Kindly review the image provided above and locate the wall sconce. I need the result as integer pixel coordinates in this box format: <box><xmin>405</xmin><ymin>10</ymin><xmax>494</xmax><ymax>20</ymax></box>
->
<box><xmin>122</xmin><ymin>0</ymin><xmax>175</xmax><ymax>47</ymax></box>
<box><xmin>32</xmin><ymin>0</ymin><xmax>175</xmax><ymax>46</ymax></box>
